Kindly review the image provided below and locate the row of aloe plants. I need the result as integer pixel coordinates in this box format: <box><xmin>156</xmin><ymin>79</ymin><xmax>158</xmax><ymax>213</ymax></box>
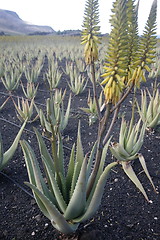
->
<box><xmin>0</xmin><ymin>0</ymin><xmax>159</xmax><ymax>237</ymax></box>
<box><xmin>0</xmin><ymin>35</ymin><xmax>104</xmax><ymax>95</ymax></box>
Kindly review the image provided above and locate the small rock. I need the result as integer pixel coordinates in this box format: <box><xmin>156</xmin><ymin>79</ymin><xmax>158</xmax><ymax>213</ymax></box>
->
<box><xmin>31</xmin><ymin>199</ymin><xmax>36</xmax><ymax>205</ymax></box>
<box><xmin>35</xmin><ymin>214</ymin><xmax>41</xmax><ymax>222</ymax></box>
<box><xmin>3</xmin><ymin>230</ymin><xmax>8</xmax><ymax>237</ymax></box>
<box><xmin>44</xmin><ymin>223</ymin><xmax>49</xmax><ymax>229</ymax></box>
<box><xmin>126</xmin><ymin>224</ymin><xmax>134</xmax><ymax>228</ymax></box>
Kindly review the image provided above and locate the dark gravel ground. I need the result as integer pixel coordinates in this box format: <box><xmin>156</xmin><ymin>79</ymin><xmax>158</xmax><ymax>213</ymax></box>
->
<box><xmin>0</xmin><ymin>58</ymin><xmax>160</xmax><ymax>240</ymax></box>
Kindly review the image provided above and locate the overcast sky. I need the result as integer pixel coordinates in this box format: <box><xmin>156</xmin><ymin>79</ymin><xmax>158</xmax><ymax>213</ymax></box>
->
<box><xmin>1</xmin><ymin>0</ymin><xmax>160</xmax><ymax>35</ymax></box>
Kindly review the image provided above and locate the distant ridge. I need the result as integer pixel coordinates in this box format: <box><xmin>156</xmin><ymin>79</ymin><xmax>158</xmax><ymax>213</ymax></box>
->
<box><xmin>0</xmin><ymin>9</ymin><xmax>55</xmax><ymax>35</ymax></box>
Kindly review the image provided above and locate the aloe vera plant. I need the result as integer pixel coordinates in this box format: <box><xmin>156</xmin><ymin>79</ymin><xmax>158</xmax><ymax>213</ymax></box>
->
<box><xmin>1</xmin><ymin>65</ymin><xmax>22</xmax><ymax>93</ymax></box>
<box><xmin>75</xmin><ymin>58</ymin><xmax>87</xmax><ymax>73</ymax></box>
<box><xmin>44</xmin><ymin>61</ymin><xmax>62</xmax><ymax>90</ymax></box>
<box><xmin>24</xmin><ymin>62</ymin><xmax>43</xmax><ymax>83</ymax></box>
<box><xmin>13</xmin><ymin>97</ymin><xmax>39</xmax><ymax>123</ymax></box>
<box><xmin>80</xmin><ymin>90</ymin><xmax>103</xmax><ymax>125</ymax></box>
<box><xmin>63</xmin><ymin>61</ymin><xmax>74</xmax><ymax>76</ymax></box>
<box><xmin>0</xmin><ymin>61</ymin><xmax>4</xmax><ymax>78</ymax></box>
<box><xmin>148</xmin><ymin>57</ymin><xmax>160</xmax><ymax>79</ymax></box>
<box><xmin>110</xmin><ymin>116</ymin><xmax>157</xmax><ymax>201</ymax></box>
<box><xmin>36</xmin><ymin>89</ymin><xmax>71</xmax><ymax>134</ymax></box>
<box><xmin>19</xmin><ymin>0</ymin><xmax>158</xmax><ymax>236</ymax></box>
<box><xmin>0</xmin><ymin>120</ymin><xmax>26</xmax><ymax>171</ymax></box>
<box><xmin>68</xmin><ymin>70</ymin><xmax>88</xmax><ymax>95</ymax></box>
<box><xmin>21</xmin><ymin>82</ymin><xmax>39</xmax><ymax>100</ymax></box>
<box><xmin>21</xmin><ymin>125</ymin><xmax>117</xmax><ymax>234</ymax></box>
<box><xmin>137</xmin><ymin>88</ymin><xmax>160</xmax><ymax>129</ymax></box>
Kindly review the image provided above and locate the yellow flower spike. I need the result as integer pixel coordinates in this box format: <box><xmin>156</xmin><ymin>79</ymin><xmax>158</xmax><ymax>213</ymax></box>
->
<box><xmin>117</xmin><ymin>80</ymin><xmax>124</xmax><ymax>92</ymax></box>
<box><xmin>104</xmin><ymin>85</ymin><xmax>111</xmax><ymax>104</ymax></box>
<box><xmin>135</xmin><ymin>76</ymin><xmax>141</xmax><ymax>88</ymax></box>
<box><xmin>118</xmin><ymin>68</ymin><xmax>126</xmax><ymax>74</ymax></box>
<box><xmin>107</xmin><ymin>76</ymin><xmax>114</xmax><ymax>88</ymax></box>
<box><xmin>136</xmin><ymin>66</ymin><xmax>142</xmax><ymax>78</ymax></box>
<box><xmin>146</xmin><ymin>58</ymin><xmax>154</xmax><ymax>64</ymax></box>
<box><xmin>141</xmin><ymin>72</ymin><xmax>146</xmax><ymax>82</ymax></box>
<box><xmin>111</xmin><ymin>79</ymin><xmax>116</xmax><ymax>91</ymax></box>
<box><xmin>101</xmin><ymin>76</ymin><xmax>110</xmax><ymax>85</ymax></box>
<box><xmin>82</xmin><ymin>0</ymin><xmax>101</xmax><ymax>65</ymax></box>
<box><xmin>81</xmin><ymin>39</ymin><xmax>88</xmax><ymax>45</ymax></box>
<box><xmin>144</xmin><ymin>65</ymin><xmax>151</xmax><ymax>72</ymax></box>
<box><xmin>141</xmin><ymin>61</ymin><xmax>145</xmax><ymax>67</ymax></box>
<box><xmin>101</xmin><ymin>71</ymin><xmax>112</xmax><ymax>78</ymax></box>
<box><xmin>115</xmin><ymin>74</ymin><xmax>121</xmax><ymax>82</ymax></box>
<box><xmin>103</xmin><ymin>79</ymin><xmax>121</xmax><ymax>105</ymax></box>
<box><xmin>114</xmin><ymin>84</ymin><xmax>120</xmax><ymax>104</ymax></box>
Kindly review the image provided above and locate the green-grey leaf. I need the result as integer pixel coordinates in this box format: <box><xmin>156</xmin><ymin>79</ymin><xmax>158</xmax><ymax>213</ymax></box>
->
<box><xmin>42</xmin><ymin>156</ymin><xmax>67</xmax><ymax>213</ymax></box>
<box><xmin>21</xmin><ymin>140</ymin><xmax>56</xmax><ymax>204</ymax></box>
<box><xmin>86</xmin><ymin>139</ymin><xmax>111</xmax><ymax>206</ymax></box>
<box><xmin>64</xmin><ymin>154</ymin><xmax>88</xmax><ymax>220</ymax></box>
<box><xmin>34</xmin><ymin>128</ymin><xmax>54</xmax><ymax>173</ymax></box>
<box><xmin>138</xmin><ymin>154</ymin><xmax>157</xmax><ymax>193</ymax></box>
<box><xmin>121</xmin><ymin>161</ymin><xmax>150</xmax><ymax>202</ymax></box>
<box><xmin>66</xmin><ymin>144</ymin><xmax>75</xmax><ymax>194</ymax></box>
<box><xmin>25</xmin><ymin>182</ymin><xmax>79</xmax><ymax>234</ymax></box>
<box><xmin>74</xmin><ymin>162</ymin><xmax>118</xmax><ymax>223</ymax></box>
<box><xmin>2</xmin><ymin>120</ymin><xmax>27</xmax><ymax>169</ymax></box>
<box><xmin>0</xmin><ymin>133</ymin><xmax>4</xmax><ymax>167</ymax></box>
<box><xmin>70</xmin><ymin>123</ymin><xmax>84</xmax><ymax>195</ymax></box>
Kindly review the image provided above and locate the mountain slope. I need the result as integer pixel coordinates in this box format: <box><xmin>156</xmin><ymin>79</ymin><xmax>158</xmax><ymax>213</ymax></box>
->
<box><xmin>0</xmin><ymin>9</ymin><xmax>55</xmax><ymax>35</ymax></box>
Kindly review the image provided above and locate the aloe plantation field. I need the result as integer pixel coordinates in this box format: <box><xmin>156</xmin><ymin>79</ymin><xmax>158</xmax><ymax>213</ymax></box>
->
<box><xmin>0</xmin><ymin>35</ymin><xmax>160</xmax><ymax>240</ymax></box>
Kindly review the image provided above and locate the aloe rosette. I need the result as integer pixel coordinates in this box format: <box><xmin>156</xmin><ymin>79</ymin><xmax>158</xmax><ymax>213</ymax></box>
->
<box><xmin>21</xmin><ymin>124</ymin><xmax>117</xmax><ymax>234</ymax></box>
<box><xmin>21</xmin><ymin>82</ymin><xmax>39</xmax><ymax>100</ymax></box>
<box><xmin>137</xmin><ymin>89</ymin><xmax>160</xmax><ymax>129</ymax></box>
<box><xmin>110</xmin><ymin>117</ymin><xmax>157</xmax><ymax>201</ymax></box>
<box><xmin>80</xmin><ymin>90</ymin><xmax>103</xmax><ymax>125</ymax></box>
<box><xmin>1</xmin><ymin>66</ymin><xmax>22</xmax><ymax>92</ymax></box>
<box><xmin>13</xmin><ymin>97</ymin><xmax>39</xmax><ymax>123</ymax></box>
<box><xmin>37</xmin><ymin>91</ymin><xmax>71</xmax><ymax>134</ymax></box>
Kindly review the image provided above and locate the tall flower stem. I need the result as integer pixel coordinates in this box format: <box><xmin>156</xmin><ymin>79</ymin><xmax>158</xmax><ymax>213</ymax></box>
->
<box><xmin>90</xmin><ymin>61</ymin><xmax>102</xmax><ymax>120</ymax></box>
<box><xmin>110</xmin><ymin>83</ymin><xmax>134</xmax><ymax>113</ymax></box>
<box><xmin>103</xmin><ymin>105</ymin><xmax>120</xmax><ymax>146</ymax></box>
<box><xmin>87</xmin><ymin>103</ymin><xmax>111</xmax><ymax>197</ymax></box>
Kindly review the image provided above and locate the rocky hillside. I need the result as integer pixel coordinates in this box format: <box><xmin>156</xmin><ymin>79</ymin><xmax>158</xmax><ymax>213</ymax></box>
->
<box><xmin>0</xmin><ymin>9</ymin><xmax>55</xmax><ymax>35</ymax></box>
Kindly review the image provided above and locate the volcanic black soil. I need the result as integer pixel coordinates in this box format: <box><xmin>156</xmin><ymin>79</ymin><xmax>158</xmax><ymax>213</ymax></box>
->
<box><xmin>0</xmin><ymin>57</ymin><xmax>160</xmax><ymax>240</ymax></box>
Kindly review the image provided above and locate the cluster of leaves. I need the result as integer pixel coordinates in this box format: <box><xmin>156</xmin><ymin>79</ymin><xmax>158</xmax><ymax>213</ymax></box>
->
<box><xmin>0</xmin><ymin>0</ymin><xmax>159</xmax><ymax>237</ymax></box>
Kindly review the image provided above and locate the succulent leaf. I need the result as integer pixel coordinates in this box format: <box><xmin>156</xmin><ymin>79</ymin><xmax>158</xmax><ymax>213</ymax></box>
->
<box><xmin>0</xmin><ymin>133</ymin><xmax>4</xmax><ymax>167</ymax></box>
<box><xmin>42</xmin><ymin>156</ymin><xmax>67</xmax><ymax>213</ymax></box>
<box><xmin>66</xmin><ymin>144</ymin><xmax>75</xmax><ymax>195</ymax></box>
<box><xmin>121</xmin><ymin>161</ymin><xmax>150</xmax><ymax>202</ymax></box>
<box><xmin>1</xmin><ymin>120</ymin><xmax>26</xmax><ymax>170</ymax></box>
<box><xmin>25</xmin><ymin>182</ymin><xmax>79</xmax><ymax>234</ymax></box>
<box><xmin>64</xmin><ymin>154</ymin><xmax>88</xmax><ymax>220</ymax></box>
<box><xmin>73</xmin><ymin>162</ymin><xmax>118</xmax><ymax>223</ymax></box>
<box><xmin>21</xmin><ymin>140</ymin><xmax>54</xmax><ymax>202</ymax></box>
<box><xmin>138</xmin><ymin>154</ymin><xmax>157</xmax><ymax>193</ymax></box>
<box><xmin>70</xmin><ymin>122</ymin><xmax>84</xmax><ymax>195</ymax></box>
<box><xmin>137</xmin><ymin>88</ymin><xmax>160</xmax><ymax>129</ymax></box>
